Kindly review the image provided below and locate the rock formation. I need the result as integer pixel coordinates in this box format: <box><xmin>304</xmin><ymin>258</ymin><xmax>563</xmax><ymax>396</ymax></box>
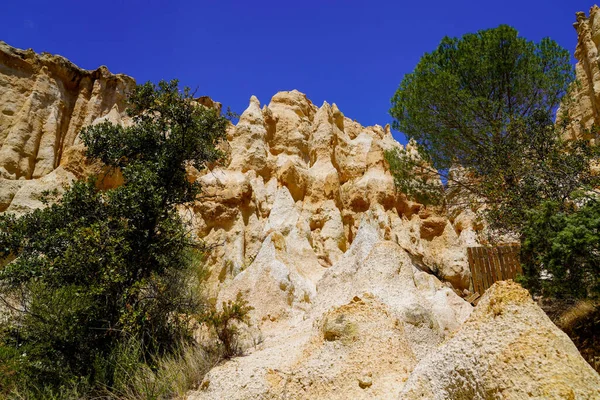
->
<box><xmin>1</xmin><ymin>37</ymin><xmax>599</xmax><ymax>399</ymax></box>
<box><xmin>0</xmin><ymin>41</ymin><xmax>133</xmax><ymax>180</ymax></box>
<box><xmin>0</xmin><ymin>41</ymin><xmax>133</xmax><ymax>214</ymax></box>
<box><xmin>190</xmin><ymin>219</ymin><xmax>473</xmax><ymax>400</ymax></box>
<box><xmin>400</xmin><ymin>281</ymin><xmax>600</xmax><ymax>399</ymax></box>
<box><xmin>0</xmin><ymin>42</ymin><xmax>477</xmax><ymax>288</ymax></box>
<box><xmin>561</xmin><ymin>5</ymin><xmax>600</xmax><ymax>141</ymax></box>
<box><xmin>189</xmin><ymin>90</ymin><xmax>477</xmax><ymax>295</ymax></box>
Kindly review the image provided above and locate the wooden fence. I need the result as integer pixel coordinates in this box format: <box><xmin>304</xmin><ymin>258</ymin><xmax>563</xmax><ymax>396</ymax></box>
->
<box><xmin>467</xmin><ymin>245</ymin><xmax>522</xmax><ymax>296</ymax></box>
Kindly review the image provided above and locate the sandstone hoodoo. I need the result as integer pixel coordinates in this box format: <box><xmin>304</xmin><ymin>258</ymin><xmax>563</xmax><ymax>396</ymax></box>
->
<box><xmin>191</xmin><ymin>89</ymin><xmax>476</xmax><ymax>298</ymax></box>
<box><xmin>561</xmin><ymin>4</ymin><xmax>600</xmax><ymax>141</ymax></box>
<box><xmin>2</xmin><ymin>6</ymin><xmax>600</xmax><ymax>398</ymax></box>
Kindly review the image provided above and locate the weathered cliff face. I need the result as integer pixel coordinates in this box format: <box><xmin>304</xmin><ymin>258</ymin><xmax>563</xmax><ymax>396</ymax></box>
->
<box><xmin>561</xmin><ymin>5</ymin><xmax>600</xmax><ymax>141</ymax></box>
<box><xmin>0</xmin><ymin>41</ymin><xmax>133</xmax><ymax>179</ymax></box>
<box><xmin>191</xmin><ymin>90</ymin><xmax>476</xmax><ymax>297</ymax></box>
<box><xmin>192</xmin><ymin>225</ymin><xmax>473</xmax><ymax>400</ymax></box>
<box><xmin>0</xmin><ymin>41</ymin><xmax>133</xmax><ymax>213</ymax></box>
<box><xmin>2</xmin><ymin>41</ymin><xmax>598</xmax><ymax>399</ymax></box>
<box><xmin>0</xmin><ymin>41</ymin><xmax>477</xmax><ymax>289</ymax></box>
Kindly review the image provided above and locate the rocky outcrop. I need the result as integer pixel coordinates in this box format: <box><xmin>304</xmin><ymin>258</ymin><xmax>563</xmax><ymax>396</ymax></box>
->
<box><xmin>560</xmin><ymin>5</ymin><xmax>600</xmax><ymax>141</ymax></box>
<box><xmin>0</xmin><ymin>41</ymin><xmax>476</xmax><ymax>289</ymax></box>
<box><xmin>2</xmin><ymin>41</ymin><xmax>598</xmax><ymax>399</ymax></box>
<box><xmin>191</xmin><ymin>90</ymin><xmax>476</xmax><ymax>294</ymax></box>
<box><xmin>0</xmin><ymin>41</ymin><xmax>134</xmax><ymax>180</ymax></box>
<box><xmin>189</xmin><ymin>217</ymin><xmax>472</xmax><ymax>400</ymax></box>
<box><xmin>400</xmin><ymin>281</ymin><xmax>600</xmax><ymax>399</ymax></box>
<box><xmin>190</xmin><ymin>235</ymin><xmax>600</xmax><ymax>399</ymax></box>
<box><xmin>0</xmin><ymin>41</ymin><xmax>133</xmax><ymax>213</ymax></box>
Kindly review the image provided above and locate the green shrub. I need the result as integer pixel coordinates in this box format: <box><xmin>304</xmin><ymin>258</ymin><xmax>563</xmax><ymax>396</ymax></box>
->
<box><xmin>521</xmin><ymin>199</ymin><xmax>600</xmax><ymax>299</ymax></box>
<box><xmin>0</xmin><ymin>80</ymin><xmax>228</xmax><ymax>397</ymax></box>
<box><xmin>201</xmin><ymin>292</ymin><xmax>253</xmax><ymax>358</ymax></box>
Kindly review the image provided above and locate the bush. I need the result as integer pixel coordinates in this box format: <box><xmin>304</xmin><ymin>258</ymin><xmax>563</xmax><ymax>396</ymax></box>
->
<box><xmin>0</xmin><ymin>80</ymin><xmax>228</xmax><ymax>397</ymax></box>
<box><xmin>201</xmin><ymin>292</ymin><xmax>253</xmax><ymax>358</ymax></box>
<box><xmin>521</xmin><ymin>199</ymin><xmax>600</xmax><ymax>299</ymax></box>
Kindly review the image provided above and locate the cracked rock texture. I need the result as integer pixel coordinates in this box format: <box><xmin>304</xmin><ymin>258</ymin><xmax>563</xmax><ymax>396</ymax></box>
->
<box><xmin>189</xmin><ymin>217</ymin><xmax>472</xmax><ymax>400</ymax></box>
<box><xmin>191</xmin><ymin>90</ymin><xmax>477</xmax><ymax>296</ymax></box>
<box><xmin>400</xmin><ymin>281</ymin><xmax>600</xmax><ymax>400</ymax></box>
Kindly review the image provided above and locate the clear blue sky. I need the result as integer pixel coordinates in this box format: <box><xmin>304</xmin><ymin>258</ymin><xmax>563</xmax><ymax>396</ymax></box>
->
<box><xmin>1</xmin><ymin>0</ymin><xmax>594</xmax><ymax>144</ymax></box>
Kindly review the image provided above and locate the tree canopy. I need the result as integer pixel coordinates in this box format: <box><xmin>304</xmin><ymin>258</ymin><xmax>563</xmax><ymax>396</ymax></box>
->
<box><xmin>386</xmin><ymin>25</ymin><xmax>600</xmax><ymax>299</ymax></box>
<box><xmin>389</xmin><ymin>24</ymin><xmax>574</xmax><ymax>174</ymax></box>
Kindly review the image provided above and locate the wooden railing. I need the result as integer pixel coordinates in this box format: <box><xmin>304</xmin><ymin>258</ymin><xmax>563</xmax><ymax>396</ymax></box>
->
<box><xmin>467</xmin><ymin>245</ymin><xmax>522</xmax><ymax>296</ymax></box>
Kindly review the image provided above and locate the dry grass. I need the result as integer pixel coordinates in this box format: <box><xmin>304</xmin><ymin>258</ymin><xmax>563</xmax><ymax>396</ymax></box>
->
<box><xmin>107</xmin><ymin>341</ymin><xmax>221</xmax><ymax>400</ymax></box>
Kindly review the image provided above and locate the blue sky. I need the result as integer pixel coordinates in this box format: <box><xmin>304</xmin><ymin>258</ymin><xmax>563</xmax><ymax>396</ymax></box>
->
<box><xmin>1</xmin><ymin>0</ymin><xmax>594</xmax><ymax>144</ymax></box>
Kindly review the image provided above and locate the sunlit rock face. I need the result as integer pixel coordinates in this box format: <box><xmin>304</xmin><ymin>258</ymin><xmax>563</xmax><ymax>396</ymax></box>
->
<box><xmin>192</xmin><ymin>89</ymin><xmax>476</xmax><ymax>295</ymax></box>
<box><xmin>560</xmin><ymin>5</ymin><xmax>600</xmax><ymax>142</ymax></box>
<box><xmin>400</xmin><ymin>281</ymin><xmax>600</xmax><ymax>400</ymax></box>
<box><xmin>0</xmin><ymin>41</ymin><xmax>133</xmax><ymax>213</ymax></box>
<box><xmin>187</xmin><ymin>92</ymin><xmax>598</xmax><ymax>399</ymax></box>
<box><xmin>0</xmin><ymin>41</ymin><xmax>476</xmax><ymax>290</ymax></box>
<box><xmin>190</xmin><ymin>218</ymin><xmax>474</xmax><ymax>400</ymax></box>
<box><xmin>0</xmin><ymin>41</ymin><xmax>134</xmax><ymax>180</ymax></box>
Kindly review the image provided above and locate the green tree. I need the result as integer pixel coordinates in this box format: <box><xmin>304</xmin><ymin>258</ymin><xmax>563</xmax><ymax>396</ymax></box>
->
<box><xmin>520</xmin><ymin>199</ymin><xmax>600</xmax><ymax>299</ymax></box>
<box><xmin>386</xmin><ymin>25</ymin><xmax>600</xmax><ymax>229</ymax></box>
<box><xmin>386</xmin><ymin>25</ymin><xmax>600</xmax><ymax>299</ymax></box>
<box><xmin>0</xmin><ymin>80</ymin><xmax>228</xmax><ymax>395</ymax></box>
<box><xmin>389</xmin><ymin>25</ymin><xmax>574</xmax><ymax>174</ymax></box>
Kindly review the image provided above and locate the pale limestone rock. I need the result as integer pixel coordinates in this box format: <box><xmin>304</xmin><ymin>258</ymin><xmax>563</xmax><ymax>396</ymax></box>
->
<box><xmin>2</xmin><ymin>43</ymin><xmax>598</xmax><ymax>400</ymax></box>
<box><xmin>0</xmin><ymin>41</ymin><xmax>133</xmax><ymax>213</ymax></box>
<box><xmin>188</xmin><ymin>87</ymin><xmax>600</xmax><ymax>398</ymax></box>
<box><xmin>262</xmin><ymin>186</ymin><xmax>300</xmax><ymax>236</ymax></box>
<box><xmin>305</xmin><ymin>159</ymin><xmax>340</xmax><ymax>204</ymax></box>
<box><xmin>3</xmin><ymin>167</ymin><xmax>75</xmax><ymax>215</ymax></box>
<box><xmin>267</xmin><ymin>90</ymin><xmax>316</xmax><ymax>159</ymax></box>
<box><xmin>195</xmin><ymin>89</ymin><xmax>475</xmax><ymax>294</ymax></box>
<box><xmin>217</xmin><ymin>232</ymin><xmax>316</xmax><ymax>328</ymax></box>
<box><xmin>400</xmin><ymin>281</ymin><xmax>600</xmax><ymax>399</ymax></box>
<box><xmin>194</xmin><ymin>168</ymin><xmax>253</xmax><ymax>233</ymax></box>
<box><xmin>306</xmin><ymin>199</ymin><xmax>346</xmax><ymax>267</ymax></box>
<box><xmin>0</xmin><ymin>41</ymin><xmax>134</xmax><ymax>181</ymax></box>
<box><xmin>228</xmin><ymin>96</ymin><xmax>269</xmax><ymax>175</ymax></box>
<box><xmin>189</xmin><ymin>219</ymin><xmax>472</xmax><ymax>400</ymax></box>
<box><xmin>312</xmin><ymin>217</ymin><xmax>472</xmax><ymax>358</ymax></box>
<box><xmin>559</xmin><ymin>5</ymin><xmax>600</xmax><ymax>142</ymax></box>
<box><xmin>0</xmin><ymin>43</ymin><xmax>475</xmax><ymax>290</ymax></box>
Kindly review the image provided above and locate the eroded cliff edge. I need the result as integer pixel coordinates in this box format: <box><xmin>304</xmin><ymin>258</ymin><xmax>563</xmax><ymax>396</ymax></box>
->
<box><xmin>0</xmin><ymin>41</ymin><xmax>133</xmax><ymax>213</ymax></box>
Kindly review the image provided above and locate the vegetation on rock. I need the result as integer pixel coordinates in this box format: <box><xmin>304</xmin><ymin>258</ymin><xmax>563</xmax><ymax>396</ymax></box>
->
<box><xmin>0</xmin><ymin>80</ymin><xmax>240</xmax><ymax>397</ymax></box>
<box><xmin>201</xmin><ymin>292</ymin><xmax>254</xmax><ymax>358</ymax></box>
